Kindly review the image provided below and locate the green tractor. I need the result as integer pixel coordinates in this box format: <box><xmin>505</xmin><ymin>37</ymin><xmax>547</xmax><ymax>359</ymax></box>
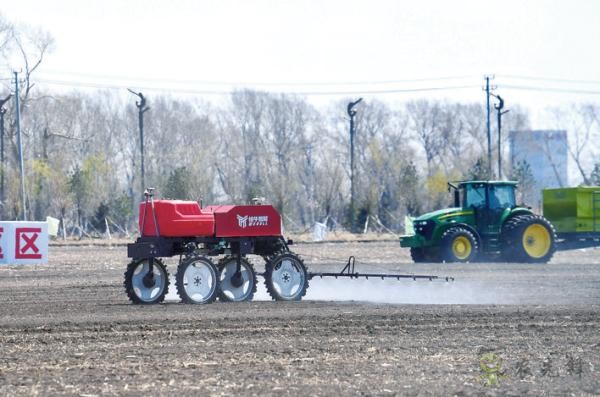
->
<box><xmin>400</xmin><ymin>181</ymin><xmax>556</xmax><ymax>263</ymax></box>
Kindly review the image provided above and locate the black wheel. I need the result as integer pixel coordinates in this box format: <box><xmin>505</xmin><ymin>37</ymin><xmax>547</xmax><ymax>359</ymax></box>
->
<box><xmin>124</xmin><ymin>258</ymin><xmax>169</xmax><ymax>304</ymax></box>
<box><xmin>440</xmin><ymin>227</ymin><xmax>479</xmax><ymax>263</ymax></box>
<box><xmin>217</xmin><ymin>256</ymin><xmax>257</xmax><ymax>302</ymax></box>
<box><xmin>410</xmin><ymin>247</ymin><xmax>440</xmax><ymax>263</ymax></box>
<box><xmin>176</xmin><ymin>256</ymin><xmax>219</xmax><ymax>304</ymax></box>
<box><xmin>264</xmin><ymin>253</ymin><xmax>309</xmax><ymax>301</ymax></box>
<box><xmin>502</xmin><ymin>215</ymin><xmax>556</xmax><ymax>263</ymax></box>
<box><xmin>410</xmin><ymin>247</ymin><xmax>426</xmax><ymax>262</ymax></box>
<box><xmin>501</xmin><ymin>215</ymin><xmax>533</xmax><ymax>262</ymax></box>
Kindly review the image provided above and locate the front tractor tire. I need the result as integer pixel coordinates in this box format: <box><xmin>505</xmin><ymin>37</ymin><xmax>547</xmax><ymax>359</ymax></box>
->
<box><xmin>502</xmin><ymin>215</ymin><xmax>556</xmax><ymax>263</ymax></box>
<box><xmin>176</xmin><ymin>256</ymin><xmax>219</xmax><ymax>304</ymax></box>
<box><xmin>410</xmin><ymin>247</ymin><xmax>440</xmax><ymax>263</ymax></box>
<box><xmin>410</xmin><ymin>247</ymin><xmax>427</xmax><ymax>263</ymax></box>
<box><xmin>124</xmin><ymin>258</ymin><xmax>169</xmax><ymax>304</ymax></box>
<box><xmin>440</xmin><ymin>227</ymin><xmax>479</xmax><ymax>263</ymax></box>
<box><xmin>264</xmin><ymin>253</ymin><xmax>309</xmax><ymax>301</ymax></box>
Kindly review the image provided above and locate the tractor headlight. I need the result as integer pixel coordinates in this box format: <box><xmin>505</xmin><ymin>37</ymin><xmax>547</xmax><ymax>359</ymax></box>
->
<box><xmin>414</xmin><ymin>220</ymin><xmax>435</xmax><ymax>240</ymax></box>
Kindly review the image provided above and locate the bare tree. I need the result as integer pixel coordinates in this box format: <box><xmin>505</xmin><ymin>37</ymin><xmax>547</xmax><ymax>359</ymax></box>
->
<box><xmin>228</xmin><ymin>90</ymin><xmax>268</xmax><ymax>201</ymax></box>
<box><xmin>406</xmin><ymin>100</ymin><xmax>444</xmax><ymax>177</ymax></box>
<box><xmin>549</xmin><ymin>104</ymin><xmax>597</xmax><ymax>185</ymax></box>
<box><xmin>18</xmin><ymin>32</ymin><xmax>53</xmax><ymax>99</ymax></box>
<box><xmin>0</xmin><ymin>14</ymin><xmax>14</xmax><ymax>53</ymax></box>
<box><xmin>1</xmin><ymin>21</ymin><xmax>54</xmax><ymax>112</ymax></box>
<box><xmin>262</xmin><ymin>94</ymin><xmax>316</xmax><ymax>219</ymax></box>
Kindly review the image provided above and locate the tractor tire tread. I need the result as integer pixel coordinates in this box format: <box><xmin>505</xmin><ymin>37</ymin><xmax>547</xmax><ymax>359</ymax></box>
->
<box><xmin>501</xmin><ymin>214</ymin><xmax>556</xmax><ymax>263</ymax></box>
<box><xmin>440</xmin><ymin>226</ymin><xmax>479</xmax><ymax>263</ymax></box>
<box><xmin>123</xmin><ymin>258</ymin><xmax>169</xmax><ymax>305</ymax></box>
<box><xmin>264</xmin><ymin>252</ymin><xmax>309</xmax><ymax>301</ymax></box>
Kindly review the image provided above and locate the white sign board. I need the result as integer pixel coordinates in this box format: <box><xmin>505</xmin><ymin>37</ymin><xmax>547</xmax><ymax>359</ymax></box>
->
<box><xmin>0</xmin><ymin>221</ymin><xmax>48</xmax><ymax>265</ymax></box>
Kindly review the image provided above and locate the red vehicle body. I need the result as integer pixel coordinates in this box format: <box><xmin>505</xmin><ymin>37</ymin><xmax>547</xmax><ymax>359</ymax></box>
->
<box><xmin>129</xmin><ymin>199</ymin><xmax>288</xmax><ymax>262</ymax></box>
<box><xmin>138</xmin><ymin>200</ymin><xmax>282</xmax><ymax>238</ymax></box>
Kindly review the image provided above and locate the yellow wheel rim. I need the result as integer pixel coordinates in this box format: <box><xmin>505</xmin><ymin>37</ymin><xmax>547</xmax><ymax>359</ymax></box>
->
<box><xmin>452</xmin><ymin>236</ymin><xmax>472</xmax><ymax>260</ymax></box>
<box><xmin>522</xmin><ymin>224</ymin><xmax>551</xmax><ymax>258</ymax></box>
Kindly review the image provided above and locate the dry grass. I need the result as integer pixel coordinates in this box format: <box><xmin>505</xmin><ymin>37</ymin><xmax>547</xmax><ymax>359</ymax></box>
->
<box><xmin>49</xmin><ymin>231</ymin><xmax>399</xmax><ymax>246</ymax></box>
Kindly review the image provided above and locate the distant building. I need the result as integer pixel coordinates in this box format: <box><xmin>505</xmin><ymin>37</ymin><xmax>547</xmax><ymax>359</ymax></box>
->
<box><xmin>509</xmin><ymin>130</ymin><xmax>568</xmax><ymax>207</ymax></box>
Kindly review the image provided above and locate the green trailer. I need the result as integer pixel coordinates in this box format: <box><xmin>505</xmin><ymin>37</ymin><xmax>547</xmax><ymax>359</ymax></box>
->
<box><xmin>543</xmin><ymin>187</ymin><xmax>600</xmax><ymax>250</ymax></box>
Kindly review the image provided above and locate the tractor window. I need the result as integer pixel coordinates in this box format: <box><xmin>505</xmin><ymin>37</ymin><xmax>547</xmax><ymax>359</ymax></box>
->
<box><xmin>463</xmin><ymin>184</ymin><xmax>486</xmax><ymax>208</ymax></box>
<box><xmin>488</xmin><ymin>185</ymin><xmax>516</xmax><ymax>209</ymax></box>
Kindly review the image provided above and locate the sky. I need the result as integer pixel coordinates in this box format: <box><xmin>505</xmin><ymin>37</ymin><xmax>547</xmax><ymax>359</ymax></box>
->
<box><xmin>1</xmin><ymin>0</ymin><xmax>600</xmax><ymax>127</ymax></box>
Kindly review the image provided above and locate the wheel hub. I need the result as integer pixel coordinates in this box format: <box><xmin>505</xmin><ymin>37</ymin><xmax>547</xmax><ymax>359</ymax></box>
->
<box><xmin>452</xmin><ymin>235</ymin><xmax>472</xmax><ymax>260</ymax></box>
<box><xmin>142</xmin><ymin>271</ymin><xmax>156</xmax><ymax>288</ymax></box>
<box><xmin>522</xmin><ymin>224</ymin><xmax>551</xmax><ymax>258</ymax></box>
<box><xmin>193</xmin><ymin>275</ymin><xmax>202</xmax><ymax>286</ymax></box>
<box><xmin>230</xmin><ymin>271</ymin><xmax>244</xmax><ymax>288</ymax></box>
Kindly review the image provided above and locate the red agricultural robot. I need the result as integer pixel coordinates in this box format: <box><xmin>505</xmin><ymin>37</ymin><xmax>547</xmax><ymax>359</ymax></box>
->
<box><xmin>125</xmin><ymin>189</ymin><xmax>449</xmax><ymax>304</ymax></box>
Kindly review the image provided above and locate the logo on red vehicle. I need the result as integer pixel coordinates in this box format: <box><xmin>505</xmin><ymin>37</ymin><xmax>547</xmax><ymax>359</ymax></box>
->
<box><xmin>237</xmin><ymin>215</ymin><xmax>269</xmax><ymax>229</ymax></box>
<box><xmin>15</xmin><ymin>227</ymin><xmax>42</xmax><ymax>259</ymax></box>
<box><xmin>237</xmin><ymin>215</ymin><xmax>248</xmax><ymax>228</ymax></box>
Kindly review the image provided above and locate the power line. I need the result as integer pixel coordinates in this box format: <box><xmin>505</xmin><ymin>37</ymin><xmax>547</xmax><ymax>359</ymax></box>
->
<box><xmin>5</xmin><ymin>66</ymin><xmax>600</xmax><ymax>88</ymax></box>
<box><xmin>35</xmin><ymin>69</ymin><xmax>476</xmax><ymax>87</ymax></box>
<box><xmin>297</xmin><ymin>85</ymin><xmax>479</xmax><ymax>95</ymax></box>
<box><xmin>10</xmin><ymin>71</ymin><xmax>600</xmax><ymax>96</ymax></box>
<box><xmin>497</xmin><ymin>74</ymin><xmax>600</xmax><ymax>86</ymax></box>
<box><xmin>34</xmin><ymin>78</ymin><xmax>480</xmax><ymax>96</ymax></box>
<box><xmin>35</xmin><ymin>78</ymin><xmax>229</xmax><ymax>95</ymax></box>
<box><xmin>499</xmin><ymin>84</ymin><xmax>600</xmax><ymax>95</ymax></box>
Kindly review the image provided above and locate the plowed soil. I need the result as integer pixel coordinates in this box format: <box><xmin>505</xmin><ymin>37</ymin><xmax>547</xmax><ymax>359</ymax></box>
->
<box><xmin>0</xmin><ymin>241</ymin><xmax>599</xmax><ymax>396</ymax></box>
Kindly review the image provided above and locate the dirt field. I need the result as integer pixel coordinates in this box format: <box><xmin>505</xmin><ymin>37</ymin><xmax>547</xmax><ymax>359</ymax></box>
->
<box><xmin>0</xmin><ymin>241</ymin><xmax>599</xmax><ymax>396</ymax></box>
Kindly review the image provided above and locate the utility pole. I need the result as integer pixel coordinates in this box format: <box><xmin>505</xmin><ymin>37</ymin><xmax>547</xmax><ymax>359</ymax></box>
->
<box><xmin>128</xmin><ymin>89</ymin><xmax>150</xmax><ymax>198</ymax></box>
<box><xmin>483</xmin><ymin>75</ymin><xmax>496</xmax><ymax>179</ymax></box>
<box><xmin>347</xmin><ymin>97</ymin><xmax>362</xmax><ymax>233</ymax></box>
<box><xmin>492</xmin><ymin>94</ymin><xmax>509</xmax><ymax>179</ymax></box>
<box><xmin>14</xmin><ymin>72</ymin><xmax>26</xmax><ymax>221</ymax></box>
<box><xmin>0</xmin><ymin>94</ymin><xmax>11</xmax><ymax>218</ymax></box>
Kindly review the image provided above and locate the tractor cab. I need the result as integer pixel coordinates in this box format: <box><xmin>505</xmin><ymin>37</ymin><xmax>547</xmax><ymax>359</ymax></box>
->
<box><xmin>456</xmin><ymin>181</ymin><xmax>517</xmax><ymax>209</ymax></box>
<box><xmin>451</xmin><ymin>181</ymin><xmax>517</xmax><ymax>237</ymax></box>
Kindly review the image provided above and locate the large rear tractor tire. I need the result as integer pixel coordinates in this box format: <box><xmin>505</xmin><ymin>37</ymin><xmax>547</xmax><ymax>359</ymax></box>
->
<box><xmin>217</xmin><ymin>256</ymin><xmax>257</xmax><ymax>302</ymax></box>
<box><xmin>176</xmin><ymin>256</ymin><xmax>219</xmax><ymax>304</ymax></box>
<box><xmin>264</xmin><ymin>253</ymin><xmax>309</xmax><ymax>301</ymax></box>
<box><xmin>440</xmin><ymin>227</ymin><xmax>479</xmax><ymax>263</ymax></box>
<box><xmin>502</xmin><ymin>215</ymin><xmax>556</xmax><ymax>263</ymax></box>
<box><xmin>124</xmin><ymin>258</ymin><xmax>169</xmax><ymax>304</ymax></box>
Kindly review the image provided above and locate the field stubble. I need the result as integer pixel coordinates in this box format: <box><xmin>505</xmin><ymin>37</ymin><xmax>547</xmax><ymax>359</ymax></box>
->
<box><xmin>0</xmin><ymin>241</ymin><xmax>599</xmax><ymax>396</ymax></box>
